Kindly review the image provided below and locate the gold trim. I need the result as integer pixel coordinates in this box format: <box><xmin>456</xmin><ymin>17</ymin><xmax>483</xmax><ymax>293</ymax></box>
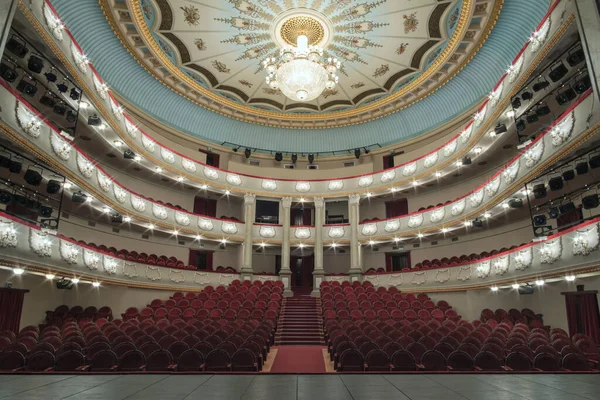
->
<box><xmin>93</xmin><ymin>0</ymin><xmax>505</xmax><ymax>129</ymax></box>
<box><xmin>17</xmin><ymin>3</ymin><xmax>576</xmax><ymax>201</ymax></box>
<box><xmin>280</xmin><ymin>15</ymin><xmax>325</xmax><ymax>46</ymax></box>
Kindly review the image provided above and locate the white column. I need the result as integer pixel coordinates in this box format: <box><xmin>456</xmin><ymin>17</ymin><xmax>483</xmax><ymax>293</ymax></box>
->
<box><xmin>312</xmin><ymin>197</ymin><xmax>324</xmax><ymax>295</ymax></box>
<box><xmin>348</xmin><ymin>194</ymin><xmax>362</xmax><ymax>280</ymax></box>
<box><xmin>0</xmin><ymin>1</ymin><xmax>17</xmax><ymax>58</ymax></box>
<box><xmin>574</xmin><ymin>0</ymin><xmax>600</xmax><ymax>103</ymax></box>
<box><xmin>240</xmin><ymin>193</ymin><xmax>255</xmax><ymax>279</ymax></box>
<box><xmin>279</xmin><ymin>197</ymin><xmax>293</xmax><ymax>296</ymax></box>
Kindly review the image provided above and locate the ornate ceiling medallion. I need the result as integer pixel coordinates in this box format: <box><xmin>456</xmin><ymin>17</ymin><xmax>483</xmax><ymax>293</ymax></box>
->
<box><xmin>101</xmin><ymin>0</ymin><xmax>498</xmax><ymax>128</ymax></box>
<box><xmin>280</xmin><ymin>15</ymin><xmax>325</xmax><ymax>47</ymax></box>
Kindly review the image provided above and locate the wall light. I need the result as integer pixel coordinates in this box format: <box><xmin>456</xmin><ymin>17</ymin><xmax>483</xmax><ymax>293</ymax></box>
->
<box><xmin>441</xmin><ymin>228</ymin><xmax>448</xmax><ymax>233</ymax></box>
<box><xmin>92</xmin><ymin>281</ymin><xmax>100</xmax><ymax>287</ymax></box>
<box><xmin>417</xmin><ymin>233</ymin><xmax>424</xmax><ymax>238</ymax></box>
<box><xmin>45</xmin><ymin>273</ymin><xmax>55</xmax><ymax>279</ymax></box>
<box><xmin>491</xmin><ymin>286</ymin><xmax>499</xmax><ymax>291</ymax></box>
<box><xmin>368</xmin><ymin>240</ymin><xmax>375</xmax><ymax>245</ymax></box>
<box><xmin>71</xmin><ymin>278</ymin><xmax>80</xmax><ymax>284</ymax></box>
<box><xmin>155</xmin><ymin>167</ymin><xmax>163</xmax><ymax>173</ymax></box>
<box><xmin>123</xmin><ymin>216</ymin><xmax>132</xmax><ymax>222</ymax></box>
<box><xmin>13</xmin><ymin>267</ymin><xmax>24</xmax><ymax>275</ymax></box>
<box><xmin>148</xmin><ymin>224</ymin><xmax>155</xmax><ymax>230</ymax></box>
<box><xmin>512</xmin><ymin>283</ymin><xmax>520</xmax><ymax>289</ymax></box>
<box><xmin>331</xmin><ymin>243</ymin><xmax>338</xmax><ymax>248</ymax></box>
<box><xmin>535</xmin><ymin>280</ymin><xmax>545</xmax><ymax>286</ymax></box>
<box><xmin>435</xmin><ymin>172</ymin><xmax>442</xmax><ymax>177</ymax></box>
<box><xmin>565</xmin><ymin>275</ymin><xmax>576</xmax><ymax>281</ymax></box>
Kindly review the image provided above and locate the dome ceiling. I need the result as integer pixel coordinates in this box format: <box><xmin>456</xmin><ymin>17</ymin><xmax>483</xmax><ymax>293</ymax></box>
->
<box><xmin>102</xmin><ymin>0</ymin><xmax>498</xmax><ymax>128</ymax></box>
<box><xmin>49</xmin><ymin>0</ymin><xmax>551</xmax><ymax>152</ymax></box>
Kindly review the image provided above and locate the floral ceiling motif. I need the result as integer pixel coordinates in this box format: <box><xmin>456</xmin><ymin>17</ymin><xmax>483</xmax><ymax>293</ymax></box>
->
<box><xmin>101</xmin><ymin>0</ymin><xmax>498</xmax><ymax>128</ymax></box>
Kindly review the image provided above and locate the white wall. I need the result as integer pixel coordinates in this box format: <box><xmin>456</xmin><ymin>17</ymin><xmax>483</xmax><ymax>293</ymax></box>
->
<box><xmin>252</xmin><ymin>252</ymin><xmax>277</xmax><ymax>273</ymax></box>
<box><xmin>323</xmin><ymin>250</ymin><xmax>350</xmax><ymax>274</ymax></box>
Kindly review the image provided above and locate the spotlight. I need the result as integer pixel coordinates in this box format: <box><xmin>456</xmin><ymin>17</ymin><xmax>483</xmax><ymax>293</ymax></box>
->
<box><xmin>526</xmin><ymin>112</ymin><xmax>539</xmax><ymax>124</ymax></box>
<box><xmin>562</xmin><ymin>169</ymin><xmax>575</xmax><ymax>181</ymax></box>
<box><xmin>123</xmin><ymin>150</ymin><xmax>136</xmax><ymax>160</ymax></box>
<box><xmin>548</xmin><ymin>62</ymin><xmax>568</xmax><ymax>82</ymax></box>
<box><xmin>555</xmin><ymin>87</ymin><xmax>577</xmax><ymax>105</ymax></box>
<box><xmin>87</xmin><ymin>115</ymin><xmax>102</xmax><ymax>126</ymax></box>
<box><xmin>123</xmin><ymin>216</ymin><xmax>132</xmax><ymax>223</ymax></box>
<box><xmin>45</xmin><ymin>273</ymin><xmax>55</xmax><ymax>280</ymax></box>
<box><xmin>71</xmin><ymin>278</ymin><xmax>80</xmax><ymax>284</ymax></box>
<box><xmin>92</xmin><ymin>282</ymin><xmax>100</xmax><ymax>287</ymax></box>
<box><xmin>532</xmin><ymin>79</ymin><xmax>550</xmax><ymax>92</ymax></box>
<box><xmin>6</xmin><ymin>36</ymin><xmax>28</xmax><ymax>58</ymax></box>
<box><xmin>508</xmin><ymin>198</ymin><xmax>523</xmax><ymax>208</ymax></box>
<box><xmin>291</xmin><ymin>154</ymin><xmax>298</xmax><ymax>163</ymax></box>
<box><xmin>567</xmin><ymin>48</ymin><xmax>585</xmax><ymax>66</ymax></box>
<box><xmin>559</xmin><ymin>202</ymin><xmax>575</xmax><ymax>214</ymax></box>
<box><xmin>522</xmin><ymin>91</ymin><xmax>533</xmax><ymax>100</ymax></box>
<box><xmin>56</xmin><ymin>82</ymin><xmax>68</xmax><ymax>93</ymax></box>
<box><xmin>16</xmin><ymin>79</ymin><xmax>37</xmax><ymax>96</ymax></box>
<box><xmin>111</xmin><ymin>214</ymin><xmax>123</xmax><ymax>223</ymax></box>
<box><xmin>39</xmin><ymin>206</ymin><xmax>53</xmax><ymax>218</ymax></box>
<box><xmin>27</xmin><ymin>56</ymin><xmax>44</xmax><ymax>73</ymax></box>
<box><xmin>536</xmin><ymin>104</ymin><xmax>550</xmax><ymax>116</ymax></box>
<box><xmin>244</xmin><ymin>148</ymin><xmax>251</xmax><ymax>159</ymax></box>
<box><xmin>0</xmin><ymin>190</ymin><xmax>13</xmax><ymax>204</ymax></box>
<box><xmin>24</xmin><ymin>168</ymin><xmax>42</xmax><ymax>186</ymax></box>
<box><xmin>590</xmin><ymin>155</ymin><xmax>600</xmax><ymax>169</ymax></box>
<box><xmin>512</xmin><ymin>284</ymin><xmax>520</xmax><ymax>290</ymax></box>
<box><xmin>491</xmin><ymin>286</ymin><xmax>499</xmax><ymax>292</ymax></box>
<box><xmin>494</xmin><ymin>124</ymin><xmax>507</xmax><ymax>135</ymax></box>
<box><xmin>472</xmin><ymin>219</ymin><xmax>484</xmax><ymax>228</ymax></box>
<box><xmin>516</xmin><ymin>119</ymin><xmax>526</xmax><ymax>131</ymax></box>
<box><xmin>354</xmin><ymin>148</ymin><xmax>361</xmax><ymax>159</ymax></box>
<box><xmin>582</xmin><ymin>194</ymin><xmax>600</xmax><ymax>210</ymax></box>
<box><xmin>40</xmin><ymin>93</ymin><xmax>56</xmax><ymax>108</ymax></box>
<box><xmin>0</xmin><ymin>63</ymin><xmax>18</xmax><ymax>82</ymax></box>
<box><xmin>13</xmin><ymin>268</ymin><xmax>24</xmax><ymax>275</ymax></box>
<box><xmin>9</xmin><ymin>160</ymin><xmax>22</xmax><ymax>174</ymax></box>
<box><xmin>462</xmin><ymin>156</ymin><xmax>472</xmax><ymax>165</ymax></box>
<box><xmin>549</xmin><ymin>207</ymin><xmax>559</xmax><ymax>219</ymax></box>
<box><xmin>71</xmin><ymin>192</ymin><xmax>88</xmax><ymax>203</ymax></box>
<box><xmin>69</xmin><ymin>88</ymin><xmax>80</xmax><ymax>100</ymax></box>
<box><xmin>576</xmin><ymin>162</ymin><xmax>589</xmax><ymax>175</ymax></box>
<box><xmin>565</xmin><ymin>275</ymin><xmax>576</xmax><ymax>281</ymax></box>
<box><xmin>308</xmin><ymin>154</ymin><xmax>314</xmax><ymax>164</ymax></box>
<box><xmin>533</xmin><ymin>184</ymin><xmax>547</xmax><ymax>199</ymax></box>
<box><xmin>574</xmin><ymin>75</ymin><xmax>591</xmax><ymax>94</ymax></box>
<box><xmin>65</xmin><ymin>110</ymin><xmax>77</xmax><ymax>123</ymax></box>
<box><xmin>548</xmin><ymin>177</ymin><xmax>563</xmax><ymax>191</ymax></box>
<box><xmin>46</xmin><ymin>180</ymin><xmax>62</xmax><ymax>194</ymax></box>
<box><xmin>275</xmin><ymin>152</ymin><xmax>283</xmax><ymax>162</ymax></box>
<box><xmin>232</xmin><ymin>146</ymin><xmax>239</xmax><ymax>153</ymax></box>
<box><xmin>53</xmin><ymin>103</ymin><xmax>67</xmax><ymax>115</ymax></box>
<box><xmin>511</xmin><ymin>97</ymin><xmax>521</xmax><ymax>109</ymax></box>
<box><xmin>44</xmin><ymin>71</ymin><xmax>57</xmax><ymax>82</ymax></box>
<box><xmin>533</xmin><ymin>215</ymin><xmax>547</xmax><ymax>226</ymax></box>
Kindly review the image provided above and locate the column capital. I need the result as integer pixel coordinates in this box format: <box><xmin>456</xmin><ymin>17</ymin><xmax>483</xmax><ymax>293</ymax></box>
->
<box><xmin>348</xmin><ymin>194</ymin><xmax>361</xmax><ymax>205</ymax></box>
<box><xmin>244</xmin><ymin>193</ymin><xmax>256</xmax><ymax>205</ymax></box>
<box><xmin>313</xmin><ymin>197</ymin><xmax>324</xmax><ymax>208</ymax></box>
<box><xmin>282</xmin><ymin>197</ymin><xmax>293</xmax><ymax>208</ymax></box>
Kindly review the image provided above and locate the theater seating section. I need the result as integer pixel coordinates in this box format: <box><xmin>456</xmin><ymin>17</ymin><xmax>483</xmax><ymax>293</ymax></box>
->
<box><xmin>0</xmin><ymin>280</ymin><xmax>283</xmax><ymax>372</ymax></box>
<box><xmin>365</xmin><ymin>244</ymin><xmax>530</xmax><ymax>273</ymax></box>
<box><xmin>55</xmin><ymin>235</ymin><xmax>237</xmax><ymax>273</ymax></box>
<box><xmin>322</xmin><ymin>281</ymin><xmax>599</xmax><ymax>372</ymax></box>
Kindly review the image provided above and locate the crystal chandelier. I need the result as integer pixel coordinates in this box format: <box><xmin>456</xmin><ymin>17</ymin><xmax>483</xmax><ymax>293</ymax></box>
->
<box><xmin>263</xmin><ymin>35</ymin><xmax>340</xmax><ymax>102</ymax></box>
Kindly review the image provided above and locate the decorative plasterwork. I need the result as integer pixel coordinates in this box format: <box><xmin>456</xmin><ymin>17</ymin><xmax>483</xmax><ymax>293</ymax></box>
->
<box><xmin>0</xmin><ymin>222</ymin><xmax>17</xmax><ymax>248</ymax></box>
<box><xmin>96</xmin><ymin>0</ymin><xmax>500</xmax><ymax>129</ymax></box>
<box><xmin>294</xmin><ymin>228</ymin><xmax>311</xmax><ymax>239</ymax></box>
<box><xmin>530</xmin><ymin>17</ymin><xmax>551</xmax><ymax>53</ymax></box>
<box><xmin>328</xmin><ymin>226</ymin><xmax>345</xmax><ymax>238</ymax></box>
<box><xmin>550</xmin><ymin>111</ymin><xmax>575</xmax><ymax>147</ymax></box>
<box><xmin>361</xmin><ymin>224</ymin><xmax>378</xmax><ymax>236</ymax></box>
<box><xmin>259</xmin><ymin>226</ymin><xmax>276</xmax><ymax>238</ymax></box>
<box><xmin>59</xmin><ymin>241</ymin><xmax>80</xmax><ymax>265</ymax></box>
<box><xmin>572</xmin><ymin>225</ymin><xmax>600</xmax><ymax>256</ymax></box>
<box><xmin>29</xmin><ymin>230</ymin><xmax>52</xmax><ymax>257</ymax></box>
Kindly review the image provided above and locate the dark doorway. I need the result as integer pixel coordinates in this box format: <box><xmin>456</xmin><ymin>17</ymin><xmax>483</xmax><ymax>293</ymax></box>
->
<box><xmin>189</xmin><ymin>250</ymin><xmax>213</xmax><ymax>270</ymax></box>
<box><xmin>290</xmin><ymin>254</ymin><xmax>315</xmax><ymax>288</ymax></box>
<box><xmin>386</xmin><ymin>252</ymin><xmax>411</xmax><ymax>271</ymax></box>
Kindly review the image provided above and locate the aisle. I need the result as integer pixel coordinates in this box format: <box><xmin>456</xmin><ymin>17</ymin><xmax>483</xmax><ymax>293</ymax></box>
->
<box><xmin>269</xmin><ymin>346</ymin><xmax>327</xmax><ymax>373</ymax></box>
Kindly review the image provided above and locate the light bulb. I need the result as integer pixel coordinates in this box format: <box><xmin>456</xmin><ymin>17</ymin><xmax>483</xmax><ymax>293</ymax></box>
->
<box><xmin>123</xmin><ymin>216</ymin><xmax>132</xmax><ymax>222</ymax></box>
<box><xmin>148</xmin><ymin>224</ymin><xmax>155</xmax><ymax>230</ymax></box>
<box><xmin>565</xmin><ymin>275</ymin><xmax>576</xmax><ymax>281</ymax></box>
<box><xmin>45</xmin><ymin>273</ymin><xmax>55</xmax><ymax>280</ymax></box>
<box><xmin>92</xmin><ymin>282</ymin><xmax>100</xmax><ymax>287</ymax></box>
<box><xmin>535</xmin><ymin>280</ymin><xmax>545</xmax><ymax>286</ymax></box>
<box><xmin>13</xmin><ymin>268</ymin><xmax>24</xmax><ymax>275</ymax></box>
<box><xmin>512</xmin><ymin>283</ymin><xmax>520</xmax><ymax>289</ymax></box>
<box><xmin>155</xmin><ymin>167</ymin><xmax>163</xmax><ymax>173</ymax></box>
<box><xmin>417</xmin><ymin>233</ymin><xmax>424</xmax><ymax>238</ymax></box>
<box><xmin>491</xmin><ymin>286</ymin><xmax>499</xmax><ymax>291</ymax></box>
<box><xmin>71</xmin><ymin>278</ymin><xmax>80</xmax><ymax>284</ymax></box>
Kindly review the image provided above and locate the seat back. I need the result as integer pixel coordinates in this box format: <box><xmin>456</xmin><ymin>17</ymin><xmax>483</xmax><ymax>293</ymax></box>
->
<box><xmin>146</xmin><ymin>349</ymin><xmax>173</xmax><ymax>371</ymax></box>
<box><xmin>177</xmin><ymin>349</ymin><xmax>204</xmax><ymax>372</ymax></box>
<box><xmin>421</xmin><ymin>350</ymin><xmax>447</xmax><ymax>371</ymax></box>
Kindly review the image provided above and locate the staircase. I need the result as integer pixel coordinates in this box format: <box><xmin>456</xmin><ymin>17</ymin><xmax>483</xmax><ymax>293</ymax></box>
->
<box><xmin>275</xmin><ymin>288</ymin><xmax>324</xmax><ymax>345</ymax></box>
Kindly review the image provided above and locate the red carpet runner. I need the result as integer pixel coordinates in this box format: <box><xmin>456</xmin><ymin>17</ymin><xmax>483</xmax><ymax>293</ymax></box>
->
<box><xmin>274</xmin><ymin>291</ymin><xmax>324</xmax><ymax>345</ymax></box>
<box><xmin>269</xmin><ymin>346</ymin><xmax>326</xmax><ymax>373</ymax></box>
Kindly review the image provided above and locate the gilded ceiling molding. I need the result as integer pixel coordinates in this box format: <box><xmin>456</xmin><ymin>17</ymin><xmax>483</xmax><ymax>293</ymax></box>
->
<box><xmin>97</xmin><ymin>0</ymin><xmax>504</xmax><ymax>129</ymax></box>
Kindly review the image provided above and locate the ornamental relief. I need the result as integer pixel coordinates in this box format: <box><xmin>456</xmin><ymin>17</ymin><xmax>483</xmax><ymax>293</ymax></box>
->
<box><xmin>123</xmin><ymin>262</ymin><xmax>139</xmax><ymax>278</ymax></box>
<box><xmin>131</xmin><ymin>195</ymin><xmax>147</xmax><ymax>213</ymax></box>
<box><xmin>384</xmin><ymin>219</ymin><xmax>400</xmax><ymax>232</ymax></box>
<box><xmin>203</xmin><ymin>167</ymin><xmax>219</xmax><ymax>180</ymax></box>
<box><xmin>262</xmin><ymin>180</ymin><xmax>277</xmax><ymax>191</ymax></box>
<box><xmin>181</xmin><ymin>158</ymin><xmax>197</xmax><ymax>172</ymax></box>
<box><xmin>83</xmin><ymin>248</ymin><xmax>100</xmax><ymax>270</ymax></box>
<box><xmin>125</xmin><ymin>118</ymin><xmax>138</xmax><ymax>138</ymax></box>
<box><xmin>259</xmin><ymin>226</ymin><xmax>276</xmax><ymax>238</ymax></box>
<box><xmin>485</xmin><ymin>175</ymin><xmax>501</xmax><ymax>197</ymax></box>
<box><xmin>169</xmin><ymin>269</ymin><xmax>186</xmax><ymax>283</ymax></box>
<box><xmin>103</xmin><ymin>255</ymin><xmax>119</xmax><ymax>275</ymax></box>
<box><xmin>572</xmin><ymin>224</ymin><xmax>600</xmax><ymax>256</ymax></box>
<box><xmin>43</xmin><ymin>2</ymin><xmax>64</xmax><ymax>41</ymax></box>
<box><xmin>361</xmin><ymin>224</ymin><xmax>378</xmax><ymax>236</ymax></box>
<box><xmin>451</xmin><ymin>198</ymin><xmax>466</xmax><ymax>216</ymax></box>
<box><xmin>198</xmin><ymin>218</ymin><xmax>214</xmax><ymax>231</ymax></box>
<box><xmin>76</xmin><ymin>153</ymin><xmax>95</xmax><ymax>178</ymax></box>
<box><xmin>111</xmin><ymin>100</ymin><xmax>123</xmax><ymax>121</ymax></box>
<box><xmin>508</xmin><ymin>55</ymin><xmax>524</xmax><ymax>83</ymax></box>
<box><xmin>411</xmin><ymin>271</ymin><xmax>427</xmax><ymax>286</ymax></box>
<box><xmin>550</xmin><ymin>111</ymin><xmax>575</xmax><ymax>147</ymax></box>
<box><xmin>0</xmin><ymin>222</ymin><xmax>17</xmax><ymax>248</ymax></box>
<box><xmin>152</xmin><ymin>203</ymin><xmax>168</xmax><ymax>220</ymax></box>
<box><xmin>97</xmin><ymin>170</ymin><xmax>112</xmax><ymax>192</ymax></box>
<box><xmin>402</xmin><ymin>162</ymin><xmax>417</xmax><ymax>177</ymax></box>
<box><xmin>476</xmin><ymin>260</ymin><xmax>491</xmax><ymax>279</ymax></box>
<box><xmin>146</xmin><ymin>266</ymin><xmax>162</xmax><ymax>281</ymax></box>
<box><xmin>71</xmin><ymin>41</ymin><xmax>88</xmax><ymax>73</ymax></box>
<box><xmin>294</xmin><ymin>228</ymin><xmax>311</xmax><ymax>239</ymax></box>
<box><xmin>380</xmin><ymin>170</ymin><xmax>396</xmax><ymax>183</ymax></box>
<box><xmin>493</xmin><ymin>255</ymin><xmax>510</xmax><ymax>276</ymax></box>
<box><xmin>226</xmin><ymin>174</ymin><xmax>242</xmax><ymax>186</ymax></box>
<box><xmin>443</xmin><ymin>139</ymin><xmax>457</xmax><ymax>157</ymax></box>
<box><xmin>502</xmin><ymin>159</ymin><xmax>520</xmax><ymax>184</ymax></box>
<box><xmin>434</xmin><ymin>269</ymin><xmax>451</xmax><ymax>284</ymax></box>
<box><xmin>175</xmin><ymin>211</ymin><xmax>190</xmax><ymax>226</ymax></box>
<box><xmin>460</xmin><ymin>125</ymin><xmax>473</xmax><ymax>144</ymax></box>
<box><xmin>113</xmin><ymin>184</ymin><xmax>128</xmax><ymax>203</ymax></box>
<box><xmin>328</xmin><ymin>226</ymin><xmax>345</xmax><ymax>238</ymax></box>
<box><xmin>408</xmin><ymin>214</ymin><xmax>423</xmax><ymax>228</ymax></box>
<box><xmin>488</xmin><ymin>81</ymin><xmax>504</xmax><ymax>108</ymax></box>
<box><xmin>473</xmin><ymin>104</ymin><xmax>487</xmax><ymax>127</ymax></box>
<box><xmin>59</xmin><ymin>241</ymin><xmax>80</xmax><ymax>265</ymax></box>
<box><xmin>429</xmin><ymin>207</ymin><xmax>445</xmax><ymax>223</ymax></box>
<box><xmin>160</xmin><ymin>147</ymin><xmax>175</xmax><ymax>164</ymax></box>
<box><xmin>423</xmin><ymin>152</ymin><xmax>438</xmax><ymax>168</ymax></box>
<box><xmin>141</xmin><ymin>135</ymin><xmax>156</xmax><ymax>152</ymax></box>
<box><xmin>358</xmin><ymin>176</ymin><xmax>373</xmax><ymax>187</ymax></box>
<box><xmin>29</xmin><ymin>230</ymin><xmax>52</xmax><ymax>257</ymax></box>
<box><xmin>513</xmin><ymin>247</ymin><xmax>532</xmax><ymax>271</ymax></box>
<box><xmin>50</xmin><ymin>131</ymin><xmax>71</xmax><ymax>161</ymax></box>
<box><xmin>295</xmin><ymin>182</ymin><xmax>311</xmax><ymax>192</ymax></box>
<box><xmin>16</xmin><ymin>102</ymin><xmax>42</xmax><ymax>138</ymax></box>
<box><xmin>221</xmin><ymin>221</ymin><xmax>238</xmax><ymax>234</ymax></box>
<box><xmin>328</xmin><ymin>181</ymin><xmax>343</xmax><ymax>191</ymax></box>
<box><xmin>92</xmin><ymin>73</ymin><xmax>108</xmax><ymax>99</ymax></box>
<box><xmin>524</xmin><ymin>140</ymin><xmax>545</xmax><ymax>168</ymax></box>
<box><xmin>469</xmin><ymin>189</ymin><xmax>484</xmax><ymax>208</ymax></box>
<box><xmin>530</xmin><ymin>17</ymin><xmax>551</xmax><ymax>53</ymax></box>
<box><xmin>539</xmin><ymin>237</ymin><xmax>562</xmax><ymax>264</ymax></box>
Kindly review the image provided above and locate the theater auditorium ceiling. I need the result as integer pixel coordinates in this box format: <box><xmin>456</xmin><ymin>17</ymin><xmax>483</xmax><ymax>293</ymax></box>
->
<box><xmin>49</xmin><ymin>0</ymin><xmax>551</xmax><ymax>152</ymax></box>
